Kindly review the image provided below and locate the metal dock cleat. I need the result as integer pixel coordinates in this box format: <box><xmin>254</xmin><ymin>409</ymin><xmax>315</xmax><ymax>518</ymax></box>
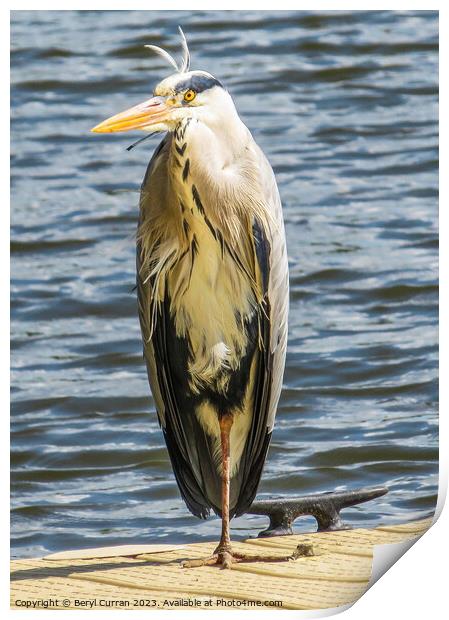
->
<box><xmin>248</xmin><ymin>486</ymin><xmax>389</xmax><ymax>537</ymax></box>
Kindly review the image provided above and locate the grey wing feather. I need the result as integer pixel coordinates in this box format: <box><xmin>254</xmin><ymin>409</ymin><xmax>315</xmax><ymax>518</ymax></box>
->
<box><xmin>136</xmin><ymin>136</ymin><xmax>169</xmax><ymax>429</ymax></box>
<box><xmin>257</xmin><ymin>146</ymin><xmax>289</xmax><ymax>432</ymax></box>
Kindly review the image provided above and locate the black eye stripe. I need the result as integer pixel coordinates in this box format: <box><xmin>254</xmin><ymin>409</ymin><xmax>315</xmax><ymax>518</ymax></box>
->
<box><xmin>174</xmin><ymin>74</ymin><xmax>223</xmax><ymax>95</ymax></box>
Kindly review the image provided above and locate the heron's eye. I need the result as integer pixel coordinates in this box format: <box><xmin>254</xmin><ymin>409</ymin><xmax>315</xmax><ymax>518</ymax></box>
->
<box><xmin>184</xmin><ymin>89</ymin><xmax>196</xmax><ymax>102</ymax></box>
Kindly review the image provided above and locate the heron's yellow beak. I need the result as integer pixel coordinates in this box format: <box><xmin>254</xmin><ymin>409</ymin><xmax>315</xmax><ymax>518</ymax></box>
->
<box><xmin>91</xmin><ymin>96</ymin><xmax>170</xmax><ymax>133</ymax></box>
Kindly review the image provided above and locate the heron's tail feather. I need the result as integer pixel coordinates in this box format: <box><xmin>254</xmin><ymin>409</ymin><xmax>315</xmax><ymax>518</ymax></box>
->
<box><xmin>163</xmin><ymin>415</ymin><xmax>222</xmax><ymax>519</ymax></box>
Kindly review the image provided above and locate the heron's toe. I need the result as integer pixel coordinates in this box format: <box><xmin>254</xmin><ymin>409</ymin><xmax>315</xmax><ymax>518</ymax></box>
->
<box><xmin>181</xmin><ymin>554</ymin><xmax>218</xmax><ymax>568</ymax></box>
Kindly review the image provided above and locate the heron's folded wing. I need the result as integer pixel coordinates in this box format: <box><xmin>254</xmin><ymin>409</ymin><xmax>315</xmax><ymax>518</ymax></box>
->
<box><xmin>233</xmin><ymin>157</ymin><xmax>289</xmax><ymax>517</ymax></box>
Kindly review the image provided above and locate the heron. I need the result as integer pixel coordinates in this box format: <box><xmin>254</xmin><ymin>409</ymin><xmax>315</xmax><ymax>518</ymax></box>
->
<box><xmin>91</xmin><ymin>28</ymin><xmax>292</xmax><ymax>569</ymax></box>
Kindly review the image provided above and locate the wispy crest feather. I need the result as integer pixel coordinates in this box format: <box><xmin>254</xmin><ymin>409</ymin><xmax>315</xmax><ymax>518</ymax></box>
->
<box><xmin>177</xmin><ymin>26</ymin><xmax>190</xmax><ymax>73</ymax></box>
<box><xmin>145</xmin><ymin>26</ymin><xmax>191</xmax><ymax>73</ymax></box>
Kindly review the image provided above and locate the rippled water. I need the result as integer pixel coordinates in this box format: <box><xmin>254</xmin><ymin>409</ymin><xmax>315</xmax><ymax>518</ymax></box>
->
<box><xmin>11</xmin><ymin>10</ymin><xmax>438</xmax><ymax>558</ymax></box>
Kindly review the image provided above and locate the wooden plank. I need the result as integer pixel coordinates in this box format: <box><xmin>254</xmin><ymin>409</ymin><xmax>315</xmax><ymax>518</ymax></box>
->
<box><xmin>10</xmin><ymin>518</ymin><xmax>431</xmax><ymax>611</ymax></box>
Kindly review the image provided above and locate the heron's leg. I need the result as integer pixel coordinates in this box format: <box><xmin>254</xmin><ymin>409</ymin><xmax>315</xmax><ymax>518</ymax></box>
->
<box><xmin>182</xmin><ymin>413</ymin><xmax>234</xmax><ymax>569</ymax></box>
<box><xmin>213</xmin><ymin>413</ymin><xmax>234</xmax><ymax>567</ymax></box>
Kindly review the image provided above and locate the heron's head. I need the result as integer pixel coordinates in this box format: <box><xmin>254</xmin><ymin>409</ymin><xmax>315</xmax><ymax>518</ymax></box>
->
<box><xmin>91</xmin><ymin>29</ymin><xmax>233</xmax><ymax>135</ymax></box>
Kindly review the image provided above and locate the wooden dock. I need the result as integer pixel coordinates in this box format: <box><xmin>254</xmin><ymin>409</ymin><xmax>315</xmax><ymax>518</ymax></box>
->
<box><xmin>11</xmin><ymin>518</ymin><xmax>432</xmax><ymax>610</ymax></box>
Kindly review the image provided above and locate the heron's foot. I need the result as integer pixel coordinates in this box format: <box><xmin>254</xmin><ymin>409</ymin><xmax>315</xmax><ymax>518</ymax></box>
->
<box><xmin>181</xmin><ymin>543</ymin><xmax>313</xmax><ymax>569</ymax></box>
<box><xmin>181</xmin><ymin>542</ymin><xmax>234</xmax><ymax>569</ymax></box>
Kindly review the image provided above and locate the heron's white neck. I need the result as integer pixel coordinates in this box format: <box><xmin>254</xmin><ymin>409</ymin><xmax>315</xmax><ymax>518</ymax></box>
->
<box><xmin>165</xmin><ymin>89</ymin><xmax>267</xmax><ymax>249</ymax></box>
<box><xmin>171</xmin><ymin>90</ymin><xmax>250</xmax><ymax>182</ymax></box>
